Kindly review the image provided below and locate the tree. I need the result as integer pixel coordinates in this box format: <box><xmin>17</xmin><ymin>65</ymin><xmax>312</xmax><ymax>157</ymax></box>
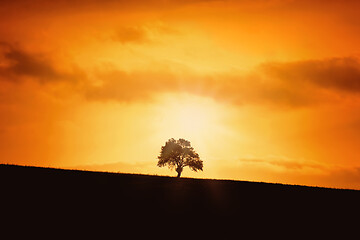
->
<box><xmin>157</xmin><ymin>138</ymin><xmax>203</xmax><ymax>178</ymax></box>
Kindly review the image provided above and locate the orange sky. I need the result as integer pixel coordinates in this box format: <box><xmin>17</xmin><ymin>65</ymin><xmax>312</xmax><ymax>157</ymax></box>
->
<box><xmin>1</xmin><ymin>0</ymin><xmax>360</xmax><ymax>189</ymax></box>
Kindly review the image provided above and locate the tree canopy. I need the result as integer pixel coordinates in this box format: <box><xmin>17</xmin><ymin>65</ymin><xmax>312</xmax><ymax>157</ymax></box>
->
<box><xmin>157</xmin><ymin>138</ymin><xmax>203</xmax><ymax>177</ymax></box>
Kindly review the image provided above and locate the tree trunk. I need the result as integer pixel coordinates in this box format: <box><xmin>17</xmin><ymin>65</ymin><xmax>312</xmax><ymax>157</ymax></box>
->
<box><xmin>176</xmin><ymin>167</ymin><xmax>183</xmax><ymax>178</ymax></box>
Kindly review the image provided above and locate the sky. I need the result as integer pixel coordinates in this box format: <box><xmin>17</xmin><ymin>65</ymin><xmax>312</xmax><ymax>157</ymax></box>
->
<box><xmin>1</xmin><ymin>0</ymin><xmax>360</xmax><ymax>189</ymax></box>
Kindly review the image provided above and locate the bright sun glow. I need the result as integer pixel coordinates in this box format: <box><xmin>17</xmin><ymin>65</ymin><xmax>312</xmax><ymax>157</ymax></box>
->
<box><xmin>176</xmin><ymin>104</ymin><xmax>210</xmax><ymax>134</ymax></box>
<box><xmin>155</xmin><ymin>94</ymin><xmax>223</xmax><ymax>142</ymax></box>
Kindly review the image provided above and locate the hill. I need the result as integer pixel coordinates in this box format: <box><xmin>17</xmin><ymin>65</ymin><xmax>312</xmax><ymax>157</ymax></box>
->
<box><xmin>1</xmin><ymin>164</ymin><xmax>359</xmax><ymax>235</ymax></box>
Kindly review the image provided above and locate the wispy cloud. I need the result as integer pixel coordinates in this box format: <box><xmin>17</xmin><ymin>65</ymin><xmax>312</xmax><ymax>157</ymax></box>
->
<box><xmin>231</xmin><ymin>157</ymin><xmax>360</xmax><ymax>189</ymax></box>
<box><xmin>262</xmin><ymin>57</ymin><xmax>360</xmax><ymax>93</ymax></box>
<box><xmin>112</xmin><ymin>26</ymin><xmax>151</xmax><ymax>44</ymax></box>
<box><xmin>2</xmin><ymin>41</ymin><xmax>359</xmax><ymax>110</ymax></box>
<box><xmin>238</xmin><ymin>157</ymin><xmax>328</xmax><ymax>172</ymax></box>
<box><xmin>68</xmin><ymin>161</ymin><xmax>154</xmax><ymax>174</ymax></box>
<box><xmin>0</xmin><ymin>43</ymin><xmax>84</xmax><ymax>84</ymax></box>
<box><xmin>83</xmin><ymin>57</ymin><xmax>360</xmax><ymax>108</ymax></box>
<box><xmin>111</xmin><ymin>23</ymin><xmax>179</xmax><ymax>45</ymax></box>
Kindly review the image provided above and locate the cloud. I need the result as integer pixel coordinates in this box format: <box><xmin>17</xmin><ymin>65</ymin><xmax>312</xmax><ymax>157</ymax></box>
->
<box><xmin>68</xmin><ymin>160</ymin><xmax>154</xmax><ymax>174</ymax></box>
<box><xmin>230</xmin><ymin>157</ymin><xmax>360</xmax><ymax>189</ymax></box>
<box><xmin>4</xmin><ymin>43</ymin><xmax>359</xmax><ymax>109</ymax></box>
<box><xmin>328</xmin><ymin>167</ymin><xmax>360</xmax><ymax>188</ymax></box>
<box><xmin>261</xmin><ymin>57</ymin><xmax>360</xmax><ymax>93</ymax></box>
<box><xmin>85</xmin><ymin>70</ymin><xmax>180</xmax><ymax>102</ymax></box>
<box><xmin>112</xmin><ymin>23</ymin><xmax>180</xmax><ymax>45</ymax></box>
<box><xmin>84</xmin><ymin>61</ymin><xmax>336</xmax><ymax>108</ymax></box>
<box><xmin>0</xmin><ymin>43</ymin><xmax>84</xmax><ymax>84</ymax></box>
<box><xmin>238</xmin><ymin>157</ymin><xmax>327</xmax><ymax>172</ymax></box>
<box><xmin>0</xmin><ymin>0</ymin><xmax>222</xmax><ymax>16</ymax></box>
<box><xmin>112</xmin><ymin>26</ymin><xmax>150</xmax><ymax>44</ymax></box>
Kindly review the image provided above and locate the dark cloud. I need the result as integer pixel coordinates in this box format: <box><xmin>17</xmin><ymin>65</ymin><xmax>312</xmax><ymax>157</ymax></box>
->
<box><xmin>208</xmin><ymin>72</ymin><xmax>322</xmax><ymax>108</ymax></box>
<box><xmin>84</xmin><ymin>62</ymin><xmax>336</xmax><ymax>107</ymax></box>
<box><xmin>0</xmin><ymin>0</ymin><xmax>222</xmax><ymax>16</ymax></box>
<box><xmin>4</xmin><ymin>44</ymin><xmax>357</xmax><ymax>109</ymax></box>
<box><xmin>262</xmin><ymin>57</ymin><xmax>360</xmax><ymax>93</ymax></box>
<box><xmin>113</xmin><ymin>26</ymin><xmax>150</xmax><ymax>44</ymax></box>
<box><xmin>0</xmin><ymin>43</ymin><xmax>83</xmax><ymax>84</ymax></box>
<box><xmin>112</xmin><ymin>24</ymin><xmax>180</xmax><ymax>45</ymax></box>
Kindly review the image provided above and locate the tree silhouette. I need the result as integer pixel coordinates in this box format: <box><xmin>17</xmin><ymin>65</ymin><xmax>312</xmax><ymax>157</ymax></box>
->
<box><xmin>157</xmin><ymin>138</ymin><xmax>203</xmax><ymax>177</ymax></box>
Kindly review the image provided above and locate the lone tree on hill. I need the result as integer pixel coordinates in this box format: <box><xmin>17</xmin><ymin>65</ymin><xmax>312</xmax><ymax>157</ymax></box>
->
<box><xmin>157</xmin><ymin>138</ymin><xmax>203</xmax><ymax>178</ymax></box>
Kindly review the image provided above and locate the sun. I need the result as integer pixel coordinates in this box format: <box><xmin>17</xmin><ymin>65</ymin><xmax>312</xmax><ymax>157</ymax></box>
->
<box><xmin>175</xmin><ymin>104</ymin><xmax>209</xmax><ymax>135</ymax></box>
<box><xmin>154</xmin><ymin>93</ymin><xmax>222</xmax><ymax>142</ymax></box>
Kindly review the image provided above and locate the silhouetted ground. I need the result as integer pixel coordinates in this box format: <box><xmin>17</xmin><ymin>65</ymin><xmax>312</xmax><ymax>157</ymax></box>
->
<box><xmin>1</xmin><ymin>164</ymin><xmax>359</xmax><ymax>236</ymax></box>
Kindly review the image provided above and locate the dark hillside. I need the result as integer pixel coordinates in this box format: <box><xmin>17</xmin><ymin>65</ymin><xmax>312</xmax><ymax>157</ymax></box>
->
<box><xmin>1</xmin><ymin>164</ymin><xmax>359</xmax><ymax>234</ymax></box>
